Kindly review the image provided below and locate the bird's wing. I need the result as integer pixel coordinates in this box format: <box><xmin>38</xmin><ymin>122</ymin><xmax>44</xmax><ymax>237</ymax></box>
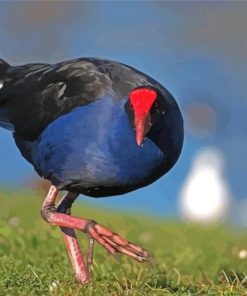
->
<box><xmin>3</xmin><ymin>59</ymin><xmax>115</xmax><ymax>140</ymax></box>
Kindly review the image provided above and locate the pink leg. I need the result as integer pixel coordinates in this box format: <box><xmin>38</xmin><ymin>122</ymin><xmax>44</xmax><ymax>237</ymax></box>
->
<box><xmin>41</xmin><ymin>186</ymin><xmax>151</xmax><ymax>283</ymax></box>
<box><xmin>56</xmin><ymin>192</ymin><xmax>89</xmax><ymax>284</ymax></box>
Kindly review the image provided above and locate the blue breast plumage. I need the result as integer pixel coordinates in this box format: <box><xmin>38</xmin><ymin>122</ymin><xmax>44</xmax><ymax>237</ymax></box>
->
<box><xmin>33</xmin><ymin>95</ymin><xmax>166</xmax><ymax>196</ymax></box>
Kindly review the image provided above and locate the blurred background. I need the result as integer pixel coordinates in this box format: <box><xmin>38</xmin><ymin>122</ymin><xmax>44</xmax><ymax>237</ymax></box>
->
<box><xmin>0</xmin><ymin>1</ymin><xmax>246</xmax><ymax>226</ymax></box>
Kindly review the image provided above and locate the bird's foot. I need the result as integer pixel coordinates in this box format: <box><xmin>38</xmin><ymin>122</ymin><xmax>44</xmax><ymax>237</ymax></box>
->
<box><xmin>84</xmin><ymin>220</ymin><xmax>151</xmax><ymax>268</ymax></box>
<box><xmin>41</xmin><ymin>186</ymin><xmax>151</xmax><ymax>284</ymax></box>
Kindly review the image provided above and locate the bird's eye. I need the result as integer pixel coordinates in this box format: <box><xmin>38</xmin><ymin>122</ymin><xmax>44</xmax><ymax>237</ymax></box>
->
<box><xmin>130</xmin><ymin>103</ymin><xmax>134</xmax><ymax>110</ymax></box>
<box><xmin>154</xmin><ymin>102</ymin><xmax>161</xmax><ymax>113</ymax></box>
<box><xmin>154</xmin><ymin>102</ymin><xmax>166</xmax><ymax>115</ymax></box>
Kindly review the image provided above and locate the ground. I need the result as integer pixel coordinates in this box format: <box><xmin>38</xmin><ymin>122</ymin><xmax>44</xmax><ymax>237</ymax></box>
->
<box><xmin>0</xmin><ymin>189</ymin><xmax>246</xmax><ymax>295</ymax></box>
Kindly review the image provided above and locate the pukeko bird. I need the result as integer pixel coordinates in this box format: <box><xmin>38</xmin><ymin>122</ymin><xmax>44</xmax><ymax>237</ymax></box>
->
<box><xmin>0</xmin><ymin>57</ymin><xmax>183</xmax><ymax>284</ymax></box>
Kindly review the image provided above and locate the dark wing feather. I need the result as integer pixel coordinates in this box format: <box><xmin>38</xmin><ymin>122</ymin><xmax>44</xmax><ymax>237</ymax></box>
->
<box><xmin>5</xmin><ymin>59</ymin><xmax>112</xmax><ymax>140</ymax></box>
<box><xmin>4</xmin><ymin>57</ymin><xmax>174</xmax><ymax>141</ymax></box>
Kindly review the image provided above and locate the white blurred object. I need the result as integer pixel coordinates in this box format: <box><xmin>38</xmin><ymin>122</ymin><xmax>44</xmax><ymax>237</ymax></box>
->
<box><xmin>178</xmin><ymin>147</ymin><xmax>231</xmax><ymax>224</ymax></box>
<box><xmin>238</xmin><ymin>250</ymin><xmax>247</xmax><ymax>259</ymax></box>
<box><xmin>0</xmin><ymin>82</ymin><xmax>3</xmax><ymax>89</ymax></box>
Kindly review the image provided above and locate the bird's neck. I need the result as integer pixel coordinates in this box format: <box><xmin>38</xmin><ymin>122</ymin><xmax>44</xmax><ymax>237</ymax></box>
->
<box><xmin>147</xmin><ymin>108</ymin><xmax>184</xmax><ymax>169</ymax></box>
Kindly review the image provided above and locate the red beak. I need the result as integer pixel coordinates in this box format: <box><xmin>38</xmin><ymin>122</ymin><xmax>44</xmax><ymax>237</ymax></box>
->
<box><xmin>135</xmin><ymin>112</ymin><xmax>151</xmax><ymax>146</ymax></box>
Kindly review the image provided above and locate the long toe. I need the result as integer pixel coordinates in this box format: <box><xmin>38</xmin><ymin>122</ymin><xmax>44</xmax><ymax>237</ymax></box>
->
<box><xmin>85</xmin><ymin>221</ymin><xmax>151</xmax><ymax>263</ymax></box>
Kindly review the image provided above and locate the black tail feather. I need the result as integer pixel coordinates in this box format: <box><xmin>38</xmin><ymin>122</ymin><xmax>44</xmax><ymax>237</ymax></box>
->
<box><xmin>0</xmin><ymin>107</ymin><xmax>13</xmax><ymax>130</ymax></box>
<box><xmin>0</xmin><ymin>59</ymin><xmax>13</xmax><ymax>130</ymax></box>
<box><xmin>0</xmin><ymin>59</ymin><xmax>10</xmax><ymax>105</ymax></box>
<box><xmin>0</xmin><ymin>59</ymin><xmax>10</xmax><ymax>80</ymax></box>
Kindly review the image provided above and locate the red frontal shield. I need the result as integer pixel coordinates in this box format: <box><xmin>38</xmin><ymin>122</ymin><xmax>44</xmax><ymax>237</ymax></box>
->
<box><xmin>129</xmin><ymin>88</ymin><xmax>157</xmax><ymax>145</ymax></box>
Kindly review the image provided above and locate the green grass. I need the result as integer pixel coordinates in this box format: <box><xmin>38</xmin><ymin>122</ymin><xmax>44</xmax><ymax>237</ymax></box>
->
<box><xmin>0</xmin><ymin>189</ymin><xmax>246</xmax><ymax>295</ymax></box>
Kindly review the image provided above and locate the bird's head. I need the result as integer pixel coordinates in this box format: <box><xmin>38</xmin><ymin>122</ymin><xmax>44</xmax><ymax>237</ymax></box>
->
<box><xmin>126</xmin><ymin>86</ymin><xmax>166</xmax><ymax>146</ymax></box>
